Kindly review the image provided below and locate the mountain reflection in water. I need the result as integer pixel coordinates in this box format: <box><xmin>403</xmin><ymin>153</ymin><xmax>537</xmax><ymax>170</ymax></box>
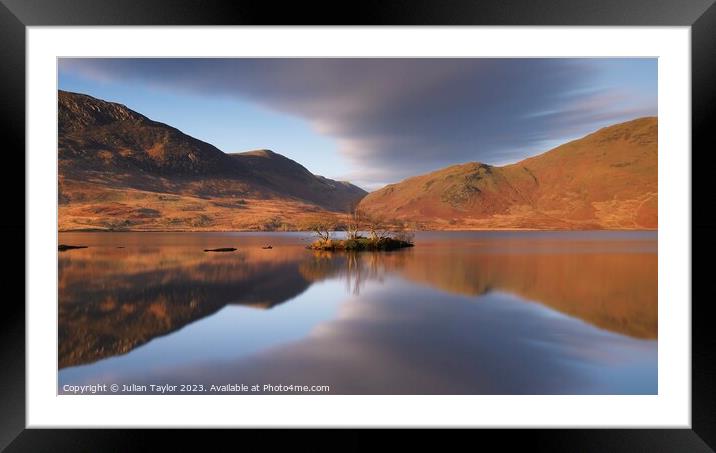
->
<box><xmin>58</xmin><ymin>231</ymin><xmax>657</xmax><ymax>394</ymax></box>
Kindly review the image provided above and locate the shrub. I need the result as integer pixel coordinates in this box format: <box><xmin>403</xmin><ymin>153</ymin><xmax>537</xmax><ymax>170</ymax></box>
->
<box><xmin>343</xmin><ymin>239</ymin><xmax>360</xmax><ymax>250</ymax></box>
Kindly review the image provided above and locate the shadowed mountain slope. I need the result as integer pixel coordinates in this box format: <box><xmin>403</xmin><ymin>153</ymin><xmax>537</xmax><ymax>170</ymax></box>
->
<box><xmin>230</xmin><ymin>149</ymin><xmax>367</xmax><ymax>212</ymax></box>
<box><xmin>58</xmin><ymin>90</ymin><xmax>367</xmax><ymax>231</ymax></box>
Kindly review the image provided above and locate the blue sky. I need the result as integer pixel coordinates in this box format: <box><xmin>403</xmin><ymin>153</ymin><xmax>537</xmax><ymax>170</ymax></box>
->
<box><xmin>59</xmin><ymin>58</ymin><xmax>656</xmax><ymax>191</ymax></box>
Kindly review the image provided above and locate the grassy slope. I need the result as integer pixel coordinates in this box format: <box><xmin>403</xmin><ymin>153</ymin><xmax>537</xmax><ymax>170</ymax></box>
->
<box><xmin>358</xmin><ymin>117</ymin><xmax>658</xmax><ymax>230</ymax></box>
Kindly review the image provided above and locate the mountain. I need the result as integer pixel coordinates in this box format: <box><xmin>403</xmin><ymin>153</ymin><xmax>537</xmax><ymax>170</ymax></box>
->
<box><xmin>230</xmin><ymin>149</ymin><xmax>367</xmax><ymax>211</ymax></box>
<box><xmin>59</xmin><ymin>90</ymin><xmax>237</xmax><ymax>177</ymax></box>
<box><xmin>58</xmin><ymin>90</ymin><xmax>367</xmax><ymax>231</ymax></box>
<box><xmin>358</xmin><ymin>117</ymin><xmax>657</xmax><ymax>230</ymax></box>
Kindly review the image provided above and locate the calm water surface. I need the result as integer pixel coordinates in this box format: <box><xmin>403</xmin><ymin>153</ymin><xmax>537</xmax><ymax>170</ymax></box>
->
<box><xmin>58</xmin><ymin>231</ymin><xmax>657</xmax><ymax>394</ymax></box>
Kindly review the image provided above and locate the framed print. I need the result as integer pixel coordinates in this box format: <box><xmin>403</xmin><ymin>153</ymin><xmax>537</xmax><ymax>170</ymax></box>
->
<box><xmin>3</xmin><ymin>0</ymin><xmax>714</xmax><ymax>450</ymax></box>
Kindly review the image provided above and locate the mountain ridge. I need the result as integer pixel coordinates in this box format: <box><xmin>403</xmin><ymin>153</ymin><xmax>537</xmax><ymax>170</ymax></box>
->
<box><xmin>58</xmin><ymin>90</ymin><xmax>367</xmax><ymax>231</ymax></box>
<box><xmin>58</xmin><ymin>90</ymin><xmax>657</xmax><ymax>231</ymax></box>
<box><xmin>358</xmin><ymin>117</ymin><xmax>657</xmax><ymax>230</ymax></box>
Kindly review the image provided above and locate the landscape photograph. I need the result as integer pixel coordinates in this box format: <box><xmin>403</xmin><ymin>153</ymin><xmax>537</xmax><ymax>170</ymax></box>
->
<box><xmin>58</xmin><ymin>58</ymin><xmax>657</xmax><ymax>395</ymax></box>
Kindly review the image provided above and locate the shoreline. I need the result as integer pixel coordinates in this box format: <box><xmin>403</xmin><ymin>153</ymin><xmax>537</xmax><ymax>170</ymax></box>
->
<box><xmin>58</xmin><ymin>228</ymin><xmax>659</xmax><ymax>233</ymax></box>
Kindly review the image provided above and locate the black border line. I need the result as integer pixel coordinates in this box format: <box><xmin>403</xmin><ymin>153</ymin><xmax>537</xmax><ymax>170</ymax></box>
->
<box><xmin>2</xmin><ymin>0</ymin><xmax>714</xmax><ymax>450</ymax></box>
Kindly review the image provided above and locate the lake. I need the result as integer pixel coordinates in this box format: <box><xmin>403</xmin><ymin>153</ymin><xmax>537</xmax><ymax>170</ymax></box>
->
<box><xmin>58</xmin><ymin>231</ymin><xmax>657</xmax><ymax>394</ymax></box>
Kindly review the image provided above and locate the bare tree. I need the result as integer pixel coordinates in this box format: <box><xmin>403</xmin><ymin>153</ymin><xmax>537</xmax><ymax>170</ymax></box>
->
<box><xmin>354</xmin><ymin>209</ymin><xmax>416</xmax><ymax>244</ymax></box>
<box><xmin>301</xmin><ymin>214</ymin><xmax>338</xmax><ymax>243</ymax></box>
<box><xmin>391</xmin><ymin>220</ymin><xmax>415</xmax><ymax>244</ymax></box>
<box><xmin>357</xmin><ymin>210</ymin><xmax>391</xmax><ymax>240</ymax></box>
<box><xmin>345</xmin><ymin>202</ymin><xmax>361</xmax><ymax>240</ymax></box>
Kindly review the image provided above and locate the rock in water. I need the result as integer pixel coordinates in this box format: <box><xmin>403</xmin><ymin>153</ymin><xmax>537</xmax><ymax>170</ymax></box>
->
<box><xmin>58</xmin><ymin>244</ymin><xmax>88</xmax><ymax>251</ymax></box>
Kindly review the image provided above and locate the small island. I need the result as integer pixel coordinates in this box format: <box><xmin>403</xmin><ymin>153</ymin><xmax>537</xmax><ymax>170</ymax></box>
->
<box><xmin>303</xmin><ymin>211</ymin><xmax>415</xmax><ymax>252</ymax></box>
<box><xmin>308</xmin><ymin>236</ymin><xmax>413</xmax><ymax>251</ymax></box>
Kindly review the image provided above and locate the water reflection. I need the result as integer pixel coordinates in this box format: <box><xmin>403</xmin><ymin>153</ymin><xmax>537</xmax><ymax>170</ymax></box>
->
<box><xmin>58</xmin><ymin>231</ymin><xmax>657</xmax><ymax>394</ymax></box>
<box><xmin>59</xmin><ymin>237</ymin><xmax>317</xmax><ymax>367</ymax></box>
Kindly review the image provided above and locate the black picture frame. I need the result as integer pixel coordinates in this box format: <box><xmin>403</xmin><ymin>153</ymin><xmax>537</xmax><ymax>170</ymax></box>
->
<box><xmin>2</xmin><ymin>0</ymin><xmax>713</xmax><ymax>450</ymax></box>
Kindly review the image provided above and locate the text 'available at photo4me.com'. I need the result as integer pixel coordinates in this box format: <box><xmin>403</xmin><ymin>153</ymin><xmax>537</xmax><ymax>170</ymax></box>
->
<box><xmin>61</xmin><ymin>383</ymin><xmax>332</xmax><ymax>394</ymax></box>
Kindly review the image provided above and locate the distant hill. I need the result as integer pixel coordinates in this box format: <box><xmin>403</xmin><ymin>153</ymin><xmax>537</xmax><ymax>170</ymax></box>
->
<box><xmin>230</xmin><ymin>149</ymin><xmax>367</xmax><ymax>212</ymax></box>
<box><xmin>58</xmin><ymin>90</ymin><xmax>367</xmax><ymax>231</ymax></box>
<box><xmin>358</xmin><ymin>117</ymin><xmax>657</xmax><ymax>230</ymax></box>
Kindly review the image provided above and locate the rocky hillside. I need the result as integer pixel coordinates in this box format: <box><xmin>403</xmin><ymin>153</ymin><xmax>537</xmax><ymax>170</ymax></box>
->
<box><xmin>358</xmin><ymin>117</ymin><xmax>657</xmax><ymax>230</ymax></box>
<box><xmin>231</xmin><ymin>149</ymin><xmax>367</xmax><ymax>212</ymax></box>
<box><xmin>58</xmin><ymin>90</ymin><xmax>366</xmax><ymax>231</ymax></box>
